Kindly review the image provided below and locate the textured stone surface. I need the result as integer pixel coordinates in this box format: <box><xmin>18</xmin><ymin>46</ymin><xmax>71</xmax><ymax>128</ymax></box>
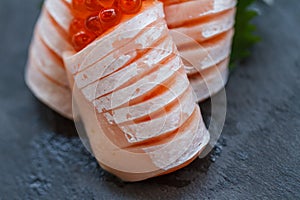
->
<box><xmin>0</xmin><ymin>0</ymin><xmax>299</xmax><ymax>199</ymax></box>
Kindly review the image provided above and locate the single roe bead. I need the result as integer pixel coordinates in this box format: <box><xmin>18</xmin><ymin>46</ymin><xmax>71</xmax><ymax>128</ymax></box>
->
<box><xmin>72</xmin><ymin>0</ymin><xmax>86</xmax><ymax>11</ymax></box>
<box><xmin>69</xmin><ymin>18</ymin><xmax>85</xmax><ymax>36</ymax></box>
<box><xmin>99</xmin><ymin>0</ymin><xmax>116</xmax><ymax>8</ymax></box>
<box><xmin>85</xmin><ymin>0</ymin><xmax>103</xmax><ymax>11</ymax></box>
<box><xmin>85</xmin><ymin>14</ymin><xmax>103</xmax><ymax>35</ymax></box>
<box><xmin>72</xmin><ymin>31</ymin><xmax>95</xmax><ymax>51</ymax></box>
<box><xmin>119</xmin><ymin>0</ymin><xmax>142</xmax><ymax>14</ymax></box>
<box><xmin>99</xmin><ymin>7</ymin><xmax>121</xmax><ymax>29</ymax></box>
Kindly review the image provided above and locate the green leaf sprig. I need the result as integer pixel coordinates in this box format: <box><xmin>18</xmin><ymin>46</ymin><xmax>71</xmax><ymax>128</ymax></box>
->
<box><xmin>230</xmin><ymin>0</ymin><xmax>261</xmax><ymax>68</ymax></box>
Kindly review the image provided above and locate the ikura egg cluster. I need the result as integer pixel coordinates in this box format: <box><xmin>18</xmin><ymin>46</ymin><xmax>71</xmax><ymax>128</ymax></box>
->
<box><xmin>70</xmin><ymin>0</ymin><xmax>143</xmax><ymax>51</ymax></box>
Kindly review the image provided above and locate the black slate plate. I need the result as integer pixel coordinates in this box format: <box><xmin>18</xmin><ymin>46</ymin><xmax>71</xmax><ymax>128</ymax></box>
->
<box><xmin>0</xmin><ymin>0</ymin><xmax>299</xmax><ymax>199</ymax></box>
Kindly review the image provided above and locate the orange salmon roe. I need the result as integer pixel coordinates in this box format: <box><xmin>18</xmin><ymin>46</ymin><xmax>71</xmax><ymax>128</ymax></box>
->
<box><xmin>119</xmin><ymin>0</ymin><xmax>142</xmax><ymax>14</ymax></box>
<box><xmin>72</xmin><ymin>31</ymin><xmax>96</xmax><ymax>51</ymax></box>
<box><xmin>70</xmin><ymin>0</ymin><xmax>143</xmax><ymax>51</ymax></box>
<box><xmin>99</xmin><ymin>7</ymin><xmax>121</xmax><ymax>29</ymax></box>
<box><xmin>85</xmin><ymin>14</ymin><xmax>103</xmax><ymax>35</ymax></box>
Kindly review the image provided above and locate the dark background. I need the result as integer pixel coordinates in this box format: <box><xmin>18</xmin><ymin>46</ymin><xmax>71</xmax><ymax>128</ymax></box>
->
<box><xmin>0</xmin><ymin>0</ymin><xmax>299</xmax><ymax>199</ymax></box>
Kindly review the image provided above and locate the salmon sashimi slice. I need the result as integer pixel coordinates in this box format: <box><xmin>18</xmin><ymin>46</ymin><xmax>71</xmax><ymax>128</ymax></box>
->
<box><xmin>64</xmin><ymin>1</ymin><xmax>209</xmax><ymax>181</ymax></box>
<box><xmin>179</xmin><ymin>29</ymin><xmax>234</xmax><ymax>74</ymax></box>
<box><xmin>26</xmin><ymin>58</ymin><xmax>72</xmax><ymax>119</ymax></box>
<box><xmin>36</xmin><ymin>9</ymin><xmax>72</xmax><ymax>57</ymax></box>
<box><xmin>74</xmin><ymin>20</ymin><xmax>168</xmax><ymax>89</ymax></box>
<box><xmin>189</xmin><ymin>58</ymin><xmax>229</xmax><ymax>102</ymax></box>
<box><xmin>81</xmin><ymin>36</ymin><xmax>175</xmax><ymax>102</ymax></box>
<box><xmin>100</xmin><ymin>106</ymin><xmax>209</xmax><ymax>182</ymax></box>
<box><xmin>26</xmin><ymin>0</ymin><xmax>73</xmax><ymax>118</ymax></box>
<box><xmin>162</xmin><ymin>0</ymin><xmax>236</xmax><ymax>101</ymax></box>
<box><xmin>107</xmin><ymin>70</ymin><xmax>190</xmax><ymax>124</ymax></box>
<box><xmin>44</xmin><ymin>0</ymin><xmax>72</xmax><ymax>32</ymax></box>
<box><xmin>163</xmin><ymin>0</ymin><xmax>236</xmax><ymax>28</ymax></box>
<box><xmin>92</xmin><ymin>85</ymin><xmax>196</xmax><ymax>149</ymax></box>
<box><xmin>141</xmin><ymin>106</ymin><xmax>207</xmax><ymax>168</ymax></box>
<box><xmin>29</xmin><ymin>35</ymin><xmax>69</xmax><ymax>87</ymax></box>
<box><xmin>171</xmin><ymin>8</ymin><xmax>236</xmax><ymax>45</ymax></box>
<box><xmin>161</xmin><ymin>117</ymin><xmax>209</xmax><ymax>172</ymax></box>
<box><xmin>118</xmin><ymin>86</ymin><xmax>196</xmax><ymax>144</ymax></box>
<box><xmin>92</xmin><ymin>54</ymin><xmax>181</xmax><ymax>112</ymax></box>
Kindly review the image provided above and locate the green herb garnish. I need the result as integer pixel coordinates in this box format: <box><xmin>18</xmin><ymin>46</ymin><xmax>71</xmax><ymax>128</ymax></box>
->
<box><xmin>230</xmin><ymin>0</ymin><xmax>260</xmax><ymax>68</ymax></box>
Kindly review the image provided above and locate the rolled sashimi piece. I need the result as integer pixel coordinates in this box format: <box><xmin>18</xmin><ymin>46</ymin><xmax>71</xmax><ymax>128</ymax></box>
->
<box><xmin>162</xmin><ymin>0</ymin><xmax>236</xmax><ymax>102</ymax></box>
<box><xmin>64</xmin><ymin>1</ymin><xmax>209</xmax><ymax>181</ymax></box>
<box><xmin>25</xmin><ymin>0</ymin><xmax>73</xmax><ymax>118</ymax></box>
